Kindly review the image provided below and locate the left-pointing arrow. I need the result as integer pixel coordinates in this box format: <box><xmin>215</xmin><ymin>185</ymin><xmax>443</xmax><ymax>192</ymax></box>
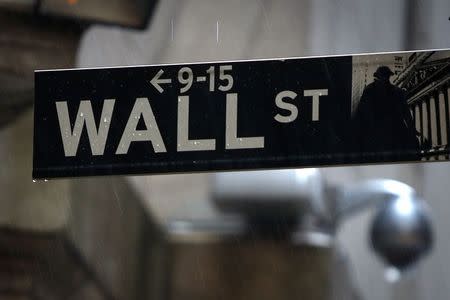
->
<box><xmin>150</xmin><ymin>69</ymin><xmax>172</xmax><ymax>93</ymax></box>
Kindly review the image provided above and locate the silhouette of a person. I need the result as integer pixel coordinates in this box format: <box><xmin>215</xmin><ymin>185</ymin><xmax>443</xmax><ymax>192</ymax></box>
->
<box><xmin>353</xmin><ymin>66</ymin><xmax>419</xmax><ymax>158</ymax></box>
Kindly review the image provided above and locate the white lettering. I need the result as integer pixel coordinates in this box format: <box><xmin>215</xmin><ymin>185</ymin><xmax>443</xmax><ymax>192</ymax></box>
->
<box><xmin>304</xmin><ymin>89</ymin><xmax>328</xmax><ymax>121</ymax></box>
<box><xmin>116</xmin><ymin>98</ymin><xmax>167</xmax><ymax>154</ymax></box>
<box><xmin>226</xmin><ymin>93</ymin><xmax>264</xmax><ymax>149</ymax></box>
<box><xmin>177</xmin><ymin>96</ymin><xmax>216</xmax><ymax>151</ymax></box>
<box><xmin>274</xmin><ymin>90</ymin><xmax>298</xmax><ymax>123</ymax></box>
<box><xmin>56</xmin><ymin>99</ymin><xmax>115</xmax><ymax>157</ymax></box>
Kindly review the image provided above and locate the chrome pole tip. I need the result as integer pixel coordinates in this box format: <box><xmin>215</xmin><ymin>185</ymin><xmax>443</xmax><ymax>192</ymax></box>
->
<box><xmin>370</xmin><ymin>195</ymin><xmax>433</xmax><ymax>270</ymax></box>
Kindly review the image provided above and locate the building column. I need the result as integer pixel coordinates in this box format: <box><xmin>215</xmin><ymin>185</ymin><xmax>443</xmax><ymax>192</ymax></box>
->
<box><xmin>447</xmin><ymin>87</ymin><xmax>450</xmax><ymax>146</ymax></box>
<box><xmin>421</xmin><ymin>100</ymin><xmax>429</xmax><ymax>146</ymax></box>
<box><xmin>438</xmin><ymin>91</ymin><xmax>447</xmax><ymax>146</ymax></box>
<box><xmin>429</xmin><ymin>96</ymin><xmax>438</xmax><ymax>147</ymax></box>
<box><xmin>415</xmin><ymin>104</ymin><xmax>421</xmax><ymax>145</ymax></box>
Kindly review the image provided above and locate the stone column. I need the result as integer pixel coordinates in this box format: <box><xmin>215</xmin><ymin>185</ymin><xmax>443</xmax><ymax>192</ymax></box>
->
<box><xmin>448</xmin><ymin>87</ymin><xmax>450</xmax><ymax>144</ymax></box>
<box><xmin>421</xmin><ymin>100</ymin><xmax>429</xmax><ymax>146</ymax></box>
<box><xmin>429</xmin><ymin>96</ymin><xmax>438</xmax><ymax>147</ymax></box>
<box><xmin>438</xmin><ymin>91</ymin><xmax>447</xmax><ymax>146</ymax></box>
<box><xmin>415</xmin><ymin>104</ymin><xmax>421</xmax><ymax>144</ymax></box>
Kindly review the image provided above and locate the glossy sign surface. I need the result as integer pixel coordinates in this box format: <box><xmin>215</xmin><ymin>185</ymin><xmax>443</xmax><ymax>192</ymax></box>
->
<box><xmin>33</xmin><ymin>49</ymin><xmax>450</xmax><ymax>178</ymax></box>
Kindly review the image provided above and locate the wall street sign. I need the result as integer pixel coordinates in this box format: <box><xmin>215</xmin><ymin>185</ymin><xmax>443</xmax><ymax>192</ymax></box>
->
<box><xmin>33</xmin><ymin>49</ymin><xmax>450</xmax><ymax>179</ymax></box>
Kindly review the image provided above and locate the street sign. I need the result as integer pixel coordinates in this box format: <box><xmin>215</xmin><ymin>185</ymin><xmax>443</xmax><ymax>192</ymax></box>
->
<box><xmin>33</xmin><ymin>49</ymin><xmax>450</xmax><ymax>179</ymax></box>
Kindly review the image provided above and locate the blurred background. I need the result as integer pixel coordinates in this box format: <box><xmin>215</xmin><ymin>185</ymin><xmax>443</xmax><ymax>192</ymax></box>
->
<box><xmin>0</xmin><ymin>0</ymin><xmax>449</xmax><ymax>299</ymax></box>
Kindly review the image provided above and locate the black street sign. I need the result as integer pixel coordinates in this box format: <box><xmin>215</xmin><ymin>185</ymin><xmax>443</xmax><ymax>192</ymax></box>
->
<box><xmin>33</xmin><ymin>49</ymin><xmax>450</xmax><ymax>178</ymax></box>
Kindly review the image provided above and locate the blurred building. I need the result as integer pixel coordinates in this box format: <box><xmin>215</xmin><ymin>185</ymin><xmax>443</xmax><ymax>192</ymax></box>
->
<box><xmin>394</xmin><ymin>51</ymin><xmax>450</xmax><ymax>158</ymax></box>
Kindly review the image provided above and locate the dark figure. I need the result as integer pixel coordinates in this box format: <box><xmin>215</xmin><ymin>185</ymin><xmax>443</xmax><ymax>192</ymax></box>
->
<box><xmin>353</xmin><ymin>66</ymin><xmax>419</xmax><ymax>160</ymax></box>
